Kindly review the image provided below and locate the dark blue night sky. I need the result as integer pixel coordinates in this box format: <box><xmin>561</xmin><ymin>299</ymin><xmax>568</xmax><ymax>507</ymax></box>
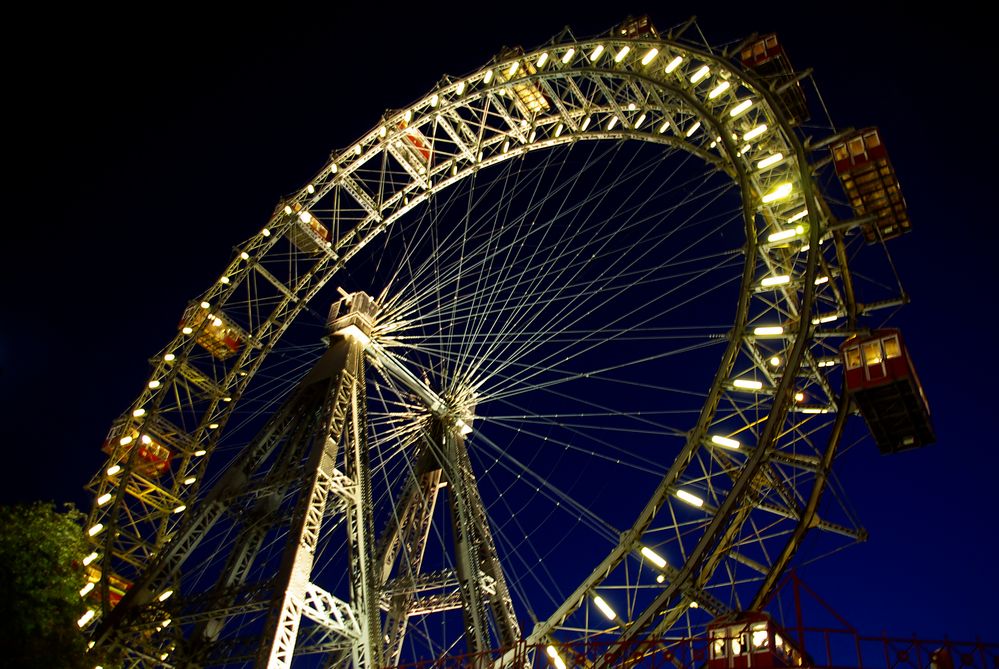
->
<box><xmin>2</xmin><ymin>0</ymin><xmax>996</xmax><ymax>650</ymax></box>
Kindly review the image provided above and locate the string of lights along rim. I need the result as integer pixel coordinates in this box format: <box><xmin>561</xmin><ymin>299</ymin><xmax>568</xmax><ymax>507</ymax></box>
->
<box><xmin>81</xmin><ymin>15</ymin><xmax>932</xmax><ymax>669</ymax></box>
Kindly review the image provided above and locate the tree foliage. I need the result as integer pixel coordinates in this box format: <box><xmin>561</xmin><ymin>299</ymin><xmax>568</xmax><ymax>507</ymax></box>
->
<box><xmin>0</xmin><ymin>501</ymin><xmax>92</xmax><ymax>669</ymax></box>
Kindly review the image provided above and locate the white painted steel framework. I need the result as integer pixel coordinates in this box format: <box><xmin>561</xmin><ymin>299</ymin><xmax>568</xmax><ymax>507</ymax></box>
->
<box><xmin>83</xmin><ymin>17</ymin><xmax>908</xmax><ymax>668</ymax></box>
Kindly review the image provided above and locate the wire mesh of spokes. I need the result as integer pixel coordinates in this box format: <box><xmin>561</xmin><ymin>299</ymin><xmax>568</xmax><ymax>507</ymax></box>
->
<box><xmin>84</xmin><ymin>17</ymin><xmax>907</xmax><ymax>668</ymax></box>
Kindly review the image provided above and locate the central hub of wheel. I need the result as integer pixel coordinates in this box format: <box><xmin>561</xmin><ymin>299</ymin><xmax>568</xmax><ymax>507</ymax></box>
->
<box><xmin>329</xmin><ymin>289</ymin><xmax>477</xmax><ymax>436</ymax></box>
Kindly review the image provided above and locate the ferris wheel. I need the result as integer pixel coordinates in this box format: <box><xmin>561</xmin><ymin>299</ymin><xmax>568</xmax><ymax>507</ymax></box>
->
<box><xmin>81</xmin><ymin>16</ymin><xmax>921</xmax><ymax>668</ymax></box>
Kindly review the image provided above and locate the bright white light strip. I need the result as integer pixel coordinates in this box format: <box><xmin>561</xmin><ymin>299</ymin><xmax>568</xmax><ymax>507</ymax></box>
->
<box><xmin>641</xmin><ymin>546</ymin><xmax>668</xmax><ymax>568</ymax></box>
<box><xmin>158</xmin><ymin>589</ymin><xmax>174</xmax><ymax>602</ymax></box>
<box><xmin>507</xmin><ymin>61</ymin><xmax>519</xmax><ymax>76</ymax></box>
<box><xmin>607</xmin><ymin>115</ymin><xmax>619</xmax><ymax>130</ymax></box>
<box><xmin>761</xmin><ymin>274</ymin><xmax>790</xmax><ymax>287</ymax></box>
<box><xmin>787</xmin><ymin>208</ymin><xmax>808</xmax><ymax>223</ymax></box>
<box><xmin>132</xmin><ymin>408</ymin><xmax>146</xmax><ymax>417</ymax></box>
<box><xmin>336</xmin><ymin>324</ymin><xmax>371</xmax><ymax>347</ymax></box>
<box><xmin>80</xmin><ymin>582</ymin><xmax>95</xmax><ymax>597</ymax></box>
<box><xmin>708</xmin><ymin>81</ymin><xmax>730</xmax><ymax>99</ymax></box>
<box><xmin>685</xmin><ymin>121</ymin><xmax>701</xmax><ymax>137</ymax></box>
<box><xmin>589</xmin><ymin>45</ymin><xmax>604</xmax><ymax>61</ymax></box>
<box><xmin>658</xmin><ymin>121</ymin><xmax>670</xmax><ymax>134</ymax></box>
<box><xmin>690</xmin><ymin>65</ymin><xmax>710</xmax><ymax>83</ymax></box>
<box><xmin>83</xmin><ymin>552</ymin><xmax>98</xmax><ymax>567</ymax></box>
<box><xmin>593</xmin><ymin>595</ymin><xmax>617</xmax><ymax>619</ymax></box>
<box><xmin>814</xmin><ymin>275</ymin><xmax>830</xmax><ymax>285</ymax></box>
<box><xmin>743</xmin><ymin>124</ymin><xmax>768</xmax><ymax>141</ymax></box>
<box><xmin>710</xmin><ymin>435</ymin><xmax>741</xmax><ymax>449</ymax></box>
<box><xmin>802</xmin><ymin>407</ymin><xmax>827</xmax><ymax>414</ymax></box>
<box><xmin>536</xmin><ymin>52</ymin><xmax>549</xmax><ymax>67</ymax></box>
<box><xmin>729</xmin><ymin>99</ymin><xmax>753</xmax><ymax>116</ymax></box>
<box><xmin>812</xmin><ymin>314</ymin><xmax>840</xmax><ymax>324</ymax></box>
<box><xmin>753</xmin><ymin>325</ymin><xmax>785</xmax><ymax>336</ymax></box>
<box><xmin>733</xmin><ymin>378</ymin><xmax>764</xmax><ymax>390</ymax></box>
<box><xmin>665</xmin><ymin>55</ymin><xmax>683</xmax><ymax>73</ymax></box>
<box><xmin>635</xmin><ymin>113</ymin><xmax>646</xmax><ymax>128</ymax></box>
<box><xmin>561</xmin><ymin>48</ymin><xmax>575</xmax><ymax>64</ymax></box>
<box><xmin>183</xmin><ymin>476</ymin><xmax>197</xmax><ymax>485</ymax></box>
<box><xmin>77</xmin><ymin>610</ymin><xmax>95</xmax><ymax>628</ymax></box>
<box><xmin>676</xmin><ymin>489</ymin><xmax>704</xmax><ymax>507</ymax></box>
<box><xmin>547</xmin><ymin>646</ymin><xmax>567</xmax><ymax>669</ymax></box>
<box><xmin>757</xmin><ymin>153</ymin><xmax>784</xmax><ymax>169</ymax></box>
<box><xmin>483</xmin><ymin>69</ymin><xmax>494</xmax><ymax>84</ymax></box>
<box><xmin>581</xmin><ymin>116</ymin><xmax>592</xmax><ymax>131</ymax></box>
<box><xmin>767</xmin><ymin>225</ymin><xmax>805</xmax><ymax>243</ymax></box>
<box><xmin>97</xmin><ymin>493</ymin><xmax>112</xmax><ymax>506</ymax></box>
<box><xmin>762</xmin><ymin>182</ymin><xmax>793</xmax><ymax>203</ymax></box>
<box><xmin>456</xmin><ymin>81</ymin><xmax>465</xmax><ymax>95</ymax></box>
<box><xmin>173</xmin><ymin>504</ymin><xmax>186</xmax><ymax>514</ymax></box>
<box><xmin>641</xmin><ymin>48</ymin><xmax>659</xmax><ymax>65</ymax></box>
<box><xmin>88</xmin><ymin>523</ymin><xmax>104</xmax><ymax>537</ymax></box>
<box><xmin>106</xmin><ymin>464</ymin><xmax>121</xmax><ymax>476</ymax></box>
<box><xmin>615</xmin><ymin>46</ymin><xmax>630</xmax><ymax>63</ymax></box>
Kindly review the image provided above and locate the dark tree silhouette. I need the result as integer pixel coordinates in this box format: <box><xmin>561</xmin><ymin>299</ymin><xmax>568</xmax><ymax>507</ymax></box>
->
<box><xmin>0</xmin><ymin>502</ymin><xmax>92</xmax><ymax>669</ymax></box>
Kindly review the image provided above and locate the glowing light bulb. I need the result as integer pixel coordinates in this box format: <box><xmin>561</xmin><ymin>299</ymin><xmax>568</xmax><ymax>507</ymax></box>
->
<box><xmin>710</xmin><ymin>435</ymin><xmax>741</xmax><ymax>449</ymax></box>
<box><xmin>593</xmin><ymin>595</ymin><xmax>617</xmax><ymax>619</ymax></box>
<box><xmin>762</xmin><ymin>182</ymin><xmax>793</xmax><ymax>203</ymax></box>
<box><xmin>743</xmin><ymin>124</ymin><xmax>768</xmax><ymax>141</ymax></box>
<box><xmin>641</xmin><ymin>546</ymin><xmax>668</xmax><ymax>568</ymax></box>
<box><xmin>729</xmin><ymin>99</ymin><xmax>753</xmax><ymax>116</ymax></box>
<box><xmin>676</xmin><ymin>489</ymin><xmax>704</xmax><ymax>507</ymax></box>
<box><xmin>689</xmin><ymin>65</ymin><xmax>710</xmax><ymax>84</ymax></box>
<box><xmin>708</xmin><ymin>81</ymin><xmax>730</xmax><ymax>99</ymax></box>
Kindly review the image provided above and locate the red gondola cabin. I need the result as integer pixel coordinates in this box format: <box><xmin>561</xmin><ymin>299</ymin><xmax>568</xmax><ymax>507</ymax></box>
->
<box><xmin>841</xmin><ymin>329</ymin><xmax>934</xmax><ymax>454</ymax></box>
<box><xmin>739</xmin><ymin>34</ymin><xmax>809</xmax><ymax>125</ymax></box>
<box><xmin>831</xmin><ymin>128</ymin><xmax>911</xmax><ymax>243</ymax></box>
<box><xmin>708</xmin><ymin>612</ymin><xmax>804</xmax><ymax>669</ymax></box>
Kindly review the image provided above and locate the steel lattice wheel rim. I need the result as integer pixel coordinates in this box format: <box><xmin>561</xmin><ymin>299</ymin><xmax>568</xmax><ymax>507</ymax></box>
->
<box><xmin>85</xmin><ymin>23</ymin><xmax>877</xmax><ymax>667</ymax></box>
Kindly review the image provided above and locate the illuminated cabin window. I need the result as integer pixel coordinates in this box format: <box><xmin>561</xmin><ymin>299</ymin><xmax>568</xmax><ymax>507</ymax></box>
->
<box><xmin>845</xmin><ymin>346</ymin><xmax>862</xmax><ymax>369</ymax></box>
<box><xmin>883</xmin><ymin>335</ymin><xmax>901</xmax><ymax>359</ymax></box>
<box><xmin>751</xmin><ymin>622</ymin><xmax>770</xmax><ymax>649</ymax></box>
<box><xmin>862</xmin><ymin>340</ymin><xmax>883</xmax><ymax>366</ymax></box>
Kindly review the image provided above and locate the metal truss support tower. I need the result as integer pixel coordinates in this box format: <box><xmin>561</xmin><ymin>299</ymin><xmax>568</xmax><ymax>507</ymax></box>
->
<box><xmin>91</xmin><ymin>293</ymin><xmax>523</xmax><ymax>666</ymax></box>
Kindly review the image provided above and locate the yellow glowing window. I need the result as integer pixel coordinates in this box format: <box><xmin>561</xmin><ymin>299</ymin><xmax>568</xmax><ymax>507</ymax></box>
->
<box><xmin>883</xmin><ymin>335</ymin><xmax>901</xmax><ymax>359</ymax></box>
<box><xmin>848</xmin><ymin>137</ymin><xmax>865</xmax><ymax>157</ymax></box>
<box><xmin>862</xmin><ymin>341</ymin><xmax>883</xmax><ymax>366</ymax></box>
<box><xmin>845</xmin><ymin>347</ymin><xmax>862</xmax><ymax>369</ymax></box>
